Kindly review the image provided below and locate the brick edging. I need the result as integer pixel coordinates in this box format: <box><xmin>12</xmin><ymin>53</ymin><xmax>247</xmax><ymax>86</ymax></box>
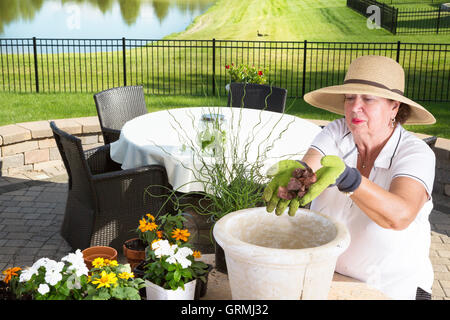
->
<box><xmin>0</xmin><ymin>117</ymin><xmax>103</xmax><ymax>176</ymax></box>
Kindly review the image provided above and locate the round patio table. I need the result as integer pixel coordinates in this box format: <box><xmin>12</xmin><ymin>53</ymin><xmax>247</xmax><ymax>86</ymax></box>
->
<box><xmin>110</xmin><ymin>106</ymin><xmax>322</xmax><ymax>193</ymax></box>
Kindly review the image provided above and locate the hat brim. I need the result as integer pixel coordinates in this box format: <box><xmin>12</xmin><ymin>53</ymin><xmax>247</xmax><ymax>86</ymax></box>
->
<box><xmin>304</xmin><ymin>83</ymin><xmax>436</xmax><ymax>125</ymax></box>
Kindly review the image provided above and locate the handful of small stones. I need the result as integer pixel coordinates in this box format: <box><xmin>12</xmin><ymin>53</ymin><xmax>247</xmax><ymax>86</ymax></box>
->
<box><xmin>277</xmin><ymin>166</ymin><xmax>317</xmax><ymax>200</ymax></box>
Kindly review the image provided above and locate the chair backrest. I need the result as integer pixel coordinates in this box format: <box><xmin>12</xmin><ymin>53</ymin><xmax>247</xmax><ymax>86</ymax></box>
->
<box><xmin>227</xmin><ymin>82</ymin><xmax>287</xmax><ymax>113</ymax></box>
<box><xmin>93</xmin><ymin>85</ymin><xmax>148</xmax><ymax>132</ymax></box>
<box><xmin>50</xmin><ymin>121</ymin><xmax>94</xmax><ymax>203</ymax></box>
<box><xmin>423</xmin><ymin>136</ymin><xmax>437</xmax><ymax>148</ymax></box>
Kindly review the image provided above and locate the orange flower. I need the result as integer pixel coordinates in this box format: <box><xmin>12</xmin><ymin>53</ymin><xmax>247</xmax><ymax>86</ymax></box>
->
<box><xmin>2</xmin><ymin>267</ymin><xmax>21</xmax><ymax>284</ymax></box>
<box><xmin>138</xmin><ymin>218</ymin><xmax>158</xmax><ymax>232</ymax></box>
<box><xmin>193</xmin><ymin>250</ymin><xmax>201</xmax><ymax>259</ymax></box>
<box><xmin>146</xmin><ymin>214</ymin><xmax>155</xmax><ymax>221</ymax></box>
<box><xmin>156</xmin><ymin>231</ymin><xmax>163</xmax><ymax>238</ymax></box>
<box><xmin>171</xmin><ymin>228</ymin><xmax>190</xmax><ymax>242</ymax></box>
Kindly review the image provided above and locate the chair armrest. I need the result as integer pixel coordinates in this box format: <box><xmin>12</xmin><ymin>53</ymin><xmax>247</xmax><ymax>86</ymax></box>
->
<box><xmin>91</xmin><ymin>165</ymin><xmax>175</xmax><ymax>212</ymax></box>
<box><xmin>102</xmin><ymin>127</ymin><xmax>121</xmax><ymax>145</ymax></box>
<box><xmin>84</xmin><ymin>144</ymin><xmax>122</xmax><ymax>175</ymax></box>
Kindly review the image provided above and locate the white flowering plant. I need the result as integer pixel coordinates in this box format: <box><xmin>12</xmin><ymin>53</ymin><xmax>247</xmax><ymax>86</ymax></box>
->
<box><xmin>15</xmin><ymin>250</ymin><xmax>90</xmax><ymax>300</ymax></box>
<box><xmin>144</xmin><ymin>239</ymin><xmax>208</xmax><ymax>291</ymax></box>
<box><xmin>2</xmin><ymin>250</ymin><xmax>145</xmax><ymax>300</ymax></box>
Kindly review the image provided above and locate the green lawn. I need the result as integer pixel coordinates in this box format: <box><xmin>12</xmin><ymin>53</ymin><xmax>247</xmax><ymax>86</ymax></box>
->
<box><xmin>0</xmin><ymin>92</ymin><xmax>447</xmax><ymax>139</ymax></box>
<box><xmin>0</xmin><ymin>0</ymin><xmax>448</xmax><ymax>138</ymax></box>
<box><xmin>168</xmin><ymin>0</ymin><xmax>450</xmax><ymax>43</ymax></box>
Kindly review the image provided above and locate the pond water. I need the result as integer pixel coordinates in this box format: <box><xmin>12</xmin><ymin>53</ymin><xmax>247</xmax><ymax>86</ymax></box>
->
<box><xmin>0</xmin><ymin>0</ymin><xmax>214</xmax><ymax>39</ymax></box>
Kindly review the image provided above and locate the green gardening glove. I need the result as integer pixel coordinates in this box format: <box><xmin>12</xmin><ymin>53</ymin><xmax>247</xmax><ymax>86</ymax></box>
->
<box><xmin>262</xmin><ymin>160</ymin><xmax>306</xmax><ymax>216</ymax></box>
<box><xmin>299</xmin><ymin>155</ymin><xmax>362</xmax><ymax>206</ymax></box>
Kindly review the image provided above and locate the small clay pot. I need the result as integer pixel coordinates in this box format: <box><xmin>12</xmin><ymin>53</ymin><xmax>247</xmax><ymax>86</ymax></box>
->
<box><xmin>123</xmin><ymin>238</ymin><xmax>147</xmax><ymax>270</ymax></box>
<box><xmin>82</xmin><ymin>246</ymin><xmax>118</xmax><ymax>269</ymax></box>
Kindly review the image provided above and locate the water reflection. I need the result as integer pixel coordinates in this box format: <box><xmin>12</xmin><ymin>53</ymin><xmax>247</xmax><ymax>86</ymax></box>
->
<box><xmin>0</xmin><ymin>0</ymin><xmax>214</xmax><ymax>37</ymax></box>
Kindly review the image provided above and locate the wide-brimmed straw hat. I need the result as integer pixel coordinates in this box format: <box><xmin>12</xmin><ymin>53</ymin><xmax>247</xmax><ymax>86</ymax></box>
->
<box><xmin>303</xmin><ymin>55</ymin><xmax>436</xmax><ymax>125</ymax></box>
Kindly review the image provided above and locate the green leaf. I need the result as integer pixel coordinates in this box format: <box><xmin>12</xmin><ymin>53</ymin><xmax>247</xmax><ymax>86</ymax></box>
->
<box><xmin>174</xmin><ymin>269</ymin><xmax>181</xmax><ymax>283</ymax></box>
<box><xmin>111</xmin><ymin>287</ymin><xmax>126</xmax><ymax>300</ymax></box>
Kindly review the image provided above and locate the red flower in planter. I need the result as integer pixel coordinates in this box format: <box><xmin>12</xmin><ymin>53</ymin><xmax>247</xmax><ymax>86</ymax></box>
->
<box><xmin>225</xmin><ymin>65</ymin><xmax>230</xmax><ymax>69</ymax></box>
<box><xmin>258</xmin><ymin>70</ymin><xmax>263</xmax><ymax>76</ymax></box>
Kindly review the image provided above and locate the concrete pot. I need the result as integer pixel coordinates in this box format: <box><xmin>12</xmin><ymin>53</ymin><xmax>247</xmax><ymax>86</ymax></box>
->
<box><xmin>213</xmin><ymin>207</ymin><xmax>350</xmax><ymax>300</ymax></box>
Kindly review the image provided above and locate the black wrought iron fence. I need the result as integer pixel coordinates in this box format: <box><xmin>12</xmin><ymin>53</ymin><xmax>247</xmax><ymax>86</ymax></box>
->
<box><xmin>347</xmin><ymin>0</ymin><xmax>450</xmax><ymax>34</ymax></box>
<box><xmin>397</xmin><ymin>7</ymin><xmax>450</xmax><ymax>34</ymax></box>
<box><xmin>0</xmin><ymin>38</ymin><xmax>449</xmax><ymax>102</ymax></box>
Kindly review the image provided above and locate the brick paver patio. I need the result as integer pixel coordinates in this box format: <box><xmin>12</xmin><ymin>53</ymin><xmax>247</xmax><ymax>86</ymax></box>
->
<box><xmin>0</xmin><ymin>170</ymin><xmax>449</xmax><ymax>299</ymax></box>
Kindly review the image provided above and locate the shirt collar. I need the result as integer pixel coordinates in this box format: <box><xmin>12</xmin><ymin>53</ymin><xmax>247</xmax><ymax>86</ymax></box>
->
<box><xmin>341</xmin><ymin>123</ymin><xmax>403</xmax><ymax>170</ymax></box>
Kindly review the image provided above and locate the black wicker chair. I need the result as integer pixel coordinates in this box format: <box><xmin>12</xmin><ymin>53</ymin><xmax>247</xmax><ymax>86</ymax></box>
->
<box><xmin>227</xmin><ymin>82</ymin><xmax>288</xmax><ymax>113</ymax></box>
<box><xmin>93</xmin><ymin>85</ymin><xmax>148</xmax><ymax>144</ymax></box>
<box><xmin>423</xmin><ymin>136</ymin><xmax>437</xmax><ymax>148</ymax></box>
<box><xmin>50</xmin><ymin>121</ymin><xmax>175</xmax><ymax>252</ymax></box>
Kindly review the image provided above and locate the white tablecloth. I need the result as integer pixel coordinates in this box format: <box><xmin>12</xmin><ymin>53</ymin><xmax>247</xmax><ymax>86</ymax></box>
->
<box><xmin>110</xmin><ymin>107</ymin><xmax>322</xmax><ymax>193</ymax></box>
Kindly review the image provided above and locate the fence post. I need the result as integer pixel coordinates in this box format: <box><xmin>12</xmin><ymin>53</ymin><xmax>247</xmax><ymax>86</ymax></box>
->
<box><xmin>212</xmin><ymin>38</ymin><xmax>216</xmax><ymax>96</ymax></box>
<box><xmin>436</xmin><ymin>6</ymin><xmax>442</xmax><ymax>34</ymax></box>
<box><xmin>302</xmin><ymin>40</ymin><xmax>307</xmax><ymax>98</ymax></box>
<box><xmin>122</xmin><ymin>37</ymin><xmax>127</xmax><ymax>86</ymax></box>
<box><xmin>32</xmin><ymin>37</ymin><xmax>39</xmax><ymax>93</ymax></box>
<box><xmin>396</xmin><ymin>41</ymin><xmax>401</xmax><ymax>63</ymax></box>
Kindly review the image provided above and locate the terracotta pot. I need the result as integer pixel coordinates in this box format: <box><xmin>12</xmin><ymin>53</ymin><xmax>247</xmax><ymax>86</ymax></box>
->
<box><xmin>123</xmin><ymin>238</ymin><xmax>146</xmax><ymax>270</ymax></box>
<box><xmin>82</xmin><ymin>246</ymin><xmax>118</xmax><ymax>269</ymax></box>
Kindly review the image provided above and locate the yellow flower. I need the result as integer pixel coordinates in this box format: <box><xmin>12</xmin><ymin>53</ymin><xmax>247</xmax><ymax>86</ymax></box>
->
<box><xmin>2</xmin><ymin>267</ymin><xmax>21</xmax><ymax>284</ymax></box>
<box><xmin>92</xmin><ymin>257</ymin><xmax>105</xmax><ymax>268</ymax></box>
<box><xmin>105</xmin><ymin>259</ymin><xmax>118</xmax><ymax>267</ymax></box>
<box><xmin>171</xmin><ymin>228</ymin><xmax>190</xmax><ymax>242</ymax></box>
<box><xmin>193</xmin><ymin>250</ymin><xmax>201</xmax><ymax>259</ymax></box>
<box><xmin>92</xmin><ymin>271</ymin><xmax>118</xmax><ymax>289</ymax></box>
<box><xmin>118</xmin><ymin>272</ymin><xmax>135</xmax><ymax>280</ymax></box>
<box><xmin>146</xmin><ymin>214</ymin><xmax>155</xmax><ymax>221</ymax></box>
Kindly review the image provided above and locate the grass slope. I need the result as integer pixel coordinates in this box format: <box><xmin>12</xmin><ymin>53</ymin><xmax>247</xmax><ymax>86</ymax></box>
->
<box><xmin>168</xmin><ymin>0</ymin><xmax>450</xmax><ymax>43</ymax></box>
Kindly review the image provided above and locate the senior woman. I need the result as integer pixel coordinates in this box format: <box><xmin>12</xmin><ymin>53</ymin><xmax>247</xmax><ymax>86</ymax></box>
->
<box><xmin>263</xmin><ymin>55</ymin><xmax>436</xmax><ymax>300</ymax></box>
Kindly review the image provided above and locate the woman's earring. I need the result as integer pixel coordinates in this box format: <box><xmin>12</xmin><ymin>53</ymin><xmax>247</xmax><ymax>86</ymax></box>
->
<box><xmin>391</xmin><ymin>118</ymin><xmax>396</xmax><ymax>128</ymax></box>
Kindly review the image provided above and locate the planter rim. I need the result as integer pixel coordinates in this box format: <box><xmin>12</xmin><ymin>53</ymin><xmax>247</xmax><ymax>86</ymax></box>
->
<box><xmin>213</xmin><ymin>207</ymin><xmax>350</xmax><ymax>265</ymax></box>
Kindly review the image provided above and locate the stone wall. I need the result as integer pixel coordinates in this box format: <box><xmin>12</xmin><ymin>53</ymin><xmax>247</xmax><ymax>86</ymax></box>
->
<box><xmin>0</xmin><ymin>117</ymin><xmax>448</xmax><ymax>213</ymax></box>
<box><xmin>0</xmin><ymin>117</ymin><xmax>103</xmax><ymax>177</ymax></box>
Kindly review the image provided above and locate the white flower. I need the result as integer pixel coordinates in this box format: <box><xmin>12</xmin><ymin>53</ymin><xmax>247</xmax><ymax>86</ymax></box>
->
<box><xmin>62</xmin><ymin>250</ymin><xmax>89</xmax><ymax>277</ymax></box>
<box><xmin>176</xmin><ymin>256</ymin><xmax>192</xmax><ymax>269</ymax></box>
<box><xmin>173</xmin><ymin>247</ymin><xmax>193</xmax><ymax>269</ymax></box>
<box><xmin>61</xmin><ymin>249</ymin><xmax>85</xmax><ymax>267</ymax></box>
<box><xmin>19</xmin><ymin>267</ymin><xmax>38</xmax><ymax>282</ymax></box>
<box><xmin>37</xmin><ymin>284</ymin><xmax>50</xmax><ymax>295</ymax></box>
<box><xmin>33</xmin><ymin>257</ymin><xmax>53</xmax><ymax>270</ymax></box>
<box><xmin>166</xmin><ymin>255</ymin><xmax>177</xmax><ymax>265</ymax></box>
<box><xmin>176</xmin><ymin>247</ymin><xmax>193</xmax><ymax>259</ymax></box>
<box><xmin>45</xmin><ymin>268</ymin><xmax>63</xmax><ymax>286</ymax></box>
<box><xmin>152</xmin><ymin>240</ymin><xmax>176</xmax><ymax>258</ymax></box>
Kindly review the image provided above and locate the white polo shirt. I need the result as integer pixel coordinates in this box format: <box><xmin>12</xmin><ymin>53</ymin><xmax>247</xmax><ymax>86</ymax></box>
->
<box><xmin>309</xmin><ymin>118</ymin><xmax>435</xmax><ymax>300</ymax></box>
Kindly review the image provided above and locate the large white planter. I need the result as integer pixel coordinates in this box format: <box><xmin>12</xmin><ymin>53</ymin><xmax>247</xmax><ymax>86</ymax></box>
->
<box><xmin>145</xmin><ymin>279</ymin><xmax>197</xmax><ymax>300</ymax></box>
<box><xmin>213</xmin><ymin>207</ymin><xmax>350</xmax><ymax>300</ymax></box>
